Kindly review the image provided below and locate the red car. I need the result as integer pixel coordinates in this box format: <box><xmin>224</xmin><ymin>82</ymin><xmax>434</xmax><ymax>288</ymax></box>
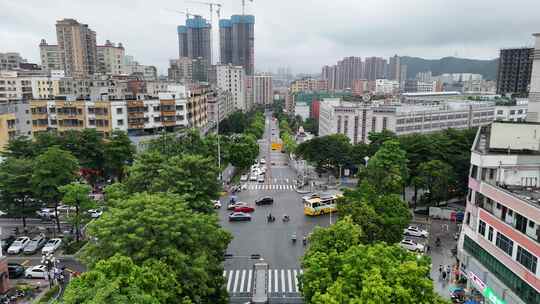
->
<box><xmin>234</xmin><ymin>205</ymin><xmax>255</xmax><ymax>213</ymax></box>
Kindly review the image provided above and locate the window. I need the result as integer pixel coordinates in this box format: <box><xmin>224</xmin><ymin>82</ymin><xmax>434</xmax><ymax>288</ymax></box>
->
<box><xmin>116</xmin><ymin>108</ymin><xmax>123</xmax><ymax>114</ymax></box>
<box><xmin>496</xmin><ymin>203</ymin><xmax>501</xmax><ymax>209</ymax></box>
<box><xmin>489</xmin><ymin>168</ymin><xmax>495</xmax><ymax>179</ymax></box>
<box><xmin>510</xmin><ymin>110</ymin><xmax>516</xmax><ymax>115</ymax></box>
<box><xmin>117</xmin><ymin>119</ymin><xmax>124</xmax><ymax>126</ymax></box>
<box><xmin>466</xmin><ymin>212</ymin><xmax>471</xmax><ymax>226</ymax></box>
<box><xmin>471</xmin><ymin>165</ymin><xmax>478</xmax><ymax>179</ymax></box>
<box><xmin>495</xmin><ymin>232</ymin><xmax>513</xmax><ymax>256</ymax></box>
<box><xmin>488</xmin><ymin>227</ymin><xmax>494</xmax><ymax>241</ymax></box>
<box><xmin>517</xmin><ymin>246</ymin><xmax>537</xmax><ymax>273</ymax></box>
<box><xmin>529</xmin><ymin>220</ymin><xmax>535</xmax><ymax>229</ymax></box>
<box><xmin>478</xmin><ymin>220</ymin><xmax>486</xmax><ymax>236</ymax></box>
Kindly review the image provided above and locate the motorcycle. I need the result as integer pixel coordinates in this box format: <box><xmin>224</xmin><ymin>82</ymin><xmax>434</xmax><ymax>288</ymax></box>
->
<box><xmin>435</xmin><ymin>237</ymin><xmax>441</xmax><ymax>247</ymax></box>
<box><xmin>302</xmin><ymin>236</ymin><xmax>307</xmax><ymax>246</ymax></box>
<box><xmin>282</xmin><ymin>215</ymin><xmax>290</xmax><ymax>222</ymax></box>
<box><xmin>291</xmin><ymin>234</ymin><xmax>297</xmax><ymax>244</ymax></box>
<box><xmin>267</xmin><ymin>215</ymin><xmax>276</xmax><ymax>223</ymax></box>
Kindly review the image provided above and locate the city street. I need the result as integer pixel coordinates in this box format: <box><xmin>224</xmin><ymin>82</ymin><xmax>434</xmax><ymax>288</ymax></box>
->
<box><xmin>219</xmin><ymin>112</ymin><xmax>331</xmax><ymax>302</ymax></box>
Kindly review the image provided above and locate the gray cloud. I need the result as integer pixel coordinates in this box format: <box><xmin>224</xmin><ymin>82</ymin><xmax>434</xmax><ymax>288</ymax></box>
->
<box><xmin>1</xmin><ymin>0</ymin><xmax>539</xmax><ymax>74</ymax></box>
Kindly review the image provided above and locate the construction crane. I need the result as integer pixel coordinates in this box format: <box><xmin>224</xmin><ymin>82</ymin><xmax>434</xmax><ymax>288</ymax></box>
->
<box><xmin>186</xmin><ymin>1</ymin><xmax>222</xmax><ymax>22</ymax></box>
<box><xmin>241</xmin><ymin>0</ymin><xmax>253</xmax><ymax>15</ymax></box>
<box><xmin>164</xmin><ymin>8</ymin><xmax>194</xmax><ymax>21</ymax></box>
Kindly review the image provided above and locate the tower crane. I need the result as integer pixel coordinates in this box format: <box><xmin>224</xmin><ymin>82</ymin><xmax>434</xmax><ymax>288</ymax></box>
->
<box><xmin>164</xmin><ymin>8</ymin><xmax>194</xmax><ymax>21</ymax></box>
<box><xmin>186</xmin><ymin>1</ymin><xmax>222</xmax><ymax>23</ymax></box>
<box><xmin>241</xmin><ymin>0</ymin><xmax>253</xmax><ymax>15</ymax></box>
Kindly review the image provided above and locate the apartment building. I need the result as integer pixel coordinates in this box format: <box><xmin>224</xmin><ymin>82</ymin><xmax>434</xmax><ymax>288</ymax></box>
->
<box><xmin>495</xmin><ymin>100</ymin><xmax>528</xmax><ymax>122</ymax></box>
<box><xmin>213</xmin><ymin>64</ymin><xmax>246</xmax><ymax>111</ymax></box>
<box><xmin>97</xmin><ymin>40</ymin><xmax>125</xmax><ymax>75</ymax></box>
<box><xmin>219</xmin><ymin>15</ymin><xmax>255</xmax><ymax>76</ymax></box>
<box><xmin>0</xmin><ymin>71</ymin><xmax>33</xmax><ymax>103</ymax></box>
<box><xmin>0</xmin><ymin>53</ymin><xmax>26</xmax><ymax>70</ymax></box>
<box><xmin>207</xmin><ymin>89</ymin><xmax>233</xmax><ymax>124</ymax></box>
<box><xmin>375</xmin><ymin>79</ymin><xmax>399</xmax><ymax>95</ymax></box>
<box><xmin>458</xmin><ymin>122</ymin><xmax>540</xmax><ymax>304</ymax></box>
<box><xmin>254</xmin><ymin>73</ymin><xmax>273</xmax><ymax>106</ymax></box>
<box><xmin>319</xmin><ymin>98</ymin><xmax>495</xmax><ymax>143</ymax></box>
<box><xmin>186</xmin><ymin>85</ymin><xmax>209</xmax><ymax>129</ymax></box>
<box><xmin>497</xmin><ymin>48</ymin><xmax>533</xmax><ymax>97</ymax></box>
<box><xmin>0</xmin><ymin>102</ymin><xmax>32</xmax><ymax>151</ymax></box>
<box><xmin>39</xmin><ymin>39</ymin><xmax>62</xmax><ymax>71</ymax></box>
<box><xmin>290</xmin><ymin>78</ymin><xmax>328</xmax><ymax>93</ymax></box>
<box><xmin>55</xmin><ymin>18</ymin><xmax>98</xmax><ymax>77</ymax></box>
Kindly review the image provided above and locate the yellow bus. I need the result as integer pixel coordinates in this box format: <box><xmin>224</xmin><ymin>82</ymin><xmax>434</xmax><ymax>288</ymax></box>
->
<box><xmin>303</xmin><ymin>191</ymin><xmax>342</xmax><ymax>216</ymax></box>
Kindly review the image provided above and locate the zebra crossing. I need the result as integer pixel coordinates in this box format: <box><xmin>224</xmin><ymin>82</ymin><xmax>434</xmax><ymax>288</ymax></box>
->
<box><xmin>243</xmin><ymin>183</ymin><xmax>296</xmax><ymax>191</ymax></box>
<box><xmin>224</xmin><ymin>268</ymin><xmax>303</xmax><ymax>296</ymax></box>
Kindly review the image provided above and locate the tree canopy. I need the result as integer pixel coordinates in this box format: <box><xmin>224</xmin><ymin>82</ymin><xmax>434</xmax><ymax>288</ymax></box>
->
<box><xmin>362</xmin><ymin>140</ymin><xmax>408</xmax><ymax>195</ymax></box>
<box><xmin>296</xmin><ymin>134</ymin><xmax>352</xmax><ymax>171</ymax></box>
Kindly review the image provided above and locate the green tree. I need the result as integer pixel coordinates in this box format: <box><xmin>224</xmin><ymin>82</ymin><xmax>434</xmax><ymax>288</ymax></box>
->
<box><xmin>303</xmin><ymin>118</ymin><xmax>318</xmax><ymax>135</ymax></box>
<box><xmin>296</xmin><ymin>134</ymin><xmax>352</xmax><ymax>172</ymax></box>
<box><xmin>339</xmin><ymin>181</ymin><xmax>411</xmax><ymax>244</ymax></box>
<box><xmin>417</xmin><ymin>160</ymin><xmax>453</xmax><ymax>206</ymax></box>
<box><xmin>63</xmin><ymin>254</ymin><xmax>191</xmax><ymax>304</ymax></box>
<box><xmin>124</xmin><ymin>151</ymin><xmax>167</xmax><ymax>194</ymax></box>
<box><xmin>32</xmin><ymin>146</ymin><xmax>79</xmax><ymax>232</ymax></box>
<box><xmin>0</xmin><ymin>158</ymin><xmax>38</xmax><ymax>228</ymax></box>
<box><xmin>151</xmin><ymin>155</ymin><xmax>220</xmax><ymax>213</ymax></box>
<box><xmin>59</xmin><ymin>182</ymin><xmax>95</xmax><ymax>242</ymax></box>
<box><xmin>1</xmin><ymin>136</ymin><xmax>36</xmax><ymax>158</ymax></box>
<box><xmin>104</xmin><ymin>131</ymin><xmax>135</xmax><ymax>181</ymax></box>
<box><xmin>82</xmin><ymin>192</ymin><xmax>232</xmax><ymax>303</ymax></box>
<box><xmin>301</xmin><ymin>218</ymin><xmax>447</xmax><ymax>304</ymax></box>
<box><xmin>363</xmin><ymin>140</ymin><xmax>408</xmax><ymax>195</ymax></box>
<box><xmin>367</xmin><ymin>130</ymin><xmax>397</xmax><ymax>156</ymax></box>
<box><xmin>228</xmin><ymin>134</ymin><xmax>259</xmax><ymax>169</ymax></box>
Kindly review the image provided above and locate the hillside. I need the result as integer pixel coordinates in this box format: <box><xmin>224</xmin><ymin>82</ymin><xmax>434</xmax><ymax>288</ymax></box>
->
<box><xmin>400</xmin><ymin>56</ymin><xmax>498</xmax><ymax>80</ymax></box>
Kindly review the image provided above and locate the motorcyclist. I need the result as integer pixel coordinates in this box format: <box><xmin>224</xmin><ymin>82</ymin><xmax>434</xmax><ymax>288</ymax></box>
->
<box><xmin>283</xmin><ymin>214</ymin><xmax>290</xmax><ymax>222</ymax></box>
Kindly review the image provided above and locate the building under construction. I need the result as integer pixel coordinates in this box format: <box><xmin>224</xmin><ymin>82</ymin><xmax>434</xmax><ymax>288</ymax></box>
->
<box><xmin>219</xmin><ymin>14</ymin><xmax>254</xmax><ymax>75</ymax></box>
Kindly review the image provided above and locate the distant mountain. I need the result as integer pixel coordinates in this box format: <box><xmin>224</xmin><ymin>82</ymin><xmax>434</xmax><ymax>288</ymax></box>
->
<box><xmin>400</xmin><ymin>56</ymin><xmax>498</xmax><ymax>80</ymax></box>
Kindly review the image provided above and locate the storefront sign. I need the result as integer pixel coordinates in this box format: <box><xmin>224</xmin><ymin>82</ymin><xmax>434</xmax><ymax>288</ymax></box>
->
<box><xmin>467</xmin><ymin>271</ymin><xmax>507</xmax><ymax>304</ymax></box>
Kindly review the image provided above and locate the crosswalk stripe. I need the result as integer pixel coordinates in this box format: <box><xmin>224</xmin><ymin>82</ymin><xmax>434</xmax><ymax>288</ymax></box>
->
<box><xmin>239</xmin><ymin>269</ymin><xmax>246</xmax><ymax>292</ymax></box>
<box><xmin>233</xmin><ymin>270</ymin><xmax>240</xmax><ymax>293</ymax></box>
<box><xmin>281</xmin><ymin>270</ymin><xmax>285</xmax><ymax>294</ymax></box>
<box><xmin>274</xmin><ymin>269</ymin><xmax>278</xmax><ymax>293</ymax></box>
<box><xmin>294</xmin><ymin>270</ymin><xmax>299</xmax><ymax>293</ymax></box>
<box><xmin>247</xmin><ymin>269</ymin><xmax>252</xmax><ymax>292</ymax></box>
<box><xmin>287</xmin><ymin>269</ymin><xmax>292</xmax><ymax>293</ymax></box>
<box><xmin>227</xmin><ymin>270</ymin><xmax>233</xmax><ymax>292</ymax></box>
<box><xmin>268</xmin><ymin>269</ymin><xmax>272</xmax><ymax>293</ymax></box>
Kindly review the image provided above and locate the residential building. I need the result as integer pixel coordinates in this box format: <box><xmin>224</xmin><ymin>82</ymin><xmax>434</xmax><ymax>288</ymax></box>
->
<box><xmin>352</xmin><ymin>79</ymin><xmax>367</xmax><ymax>96</ymax></box>
<box><xmin>254</xmin><ymin>73</ymin><xmax>272</xmax><ymax>106</ymax></box>
<box><xmin>207</xmin><ymin>89</ymin><xmax>233</xmax><ymax>124</ymax></box>
<box><xmin>124</xmin><ymin>55</ymin><xmax>157</xmax><ymax>80</ymax></box>
<box><xmin>97</xmin><ymin>40</ymin><xmax>125</xmax><ymax>75</ymax></box>
<box><xmin>39</xmin><ymin>39</ymin><xmax>62</xmax><ymax>71</ymax></box>
<box><xmin>178</xmin><ymin>15</ymin><xmax>212</xmax><ymax>65</ymax></box>
<box><xmin>321</xmin><ymin>65</ymin><xmax>337</xmax><ymax>91</ymax></box>
<box><xmin>213</xmin><ymin>64</ymin><xmax>246</xmax><ymax>111</ymax></box>
<box><xmin>400</xmin><ymin>64</ymin><xmax>408</xmax><ymax>88</ymax></box>
<box><xmin>388</xmin><ymin>55</ymin><xmax>401</xmax><ymax>81</ymax></box>
<box><xmin>416</xmin><ymin>71</ymin><xmax>433</xmax><ymax>82</ymax></box>
<box><xmin>219</xmin><ymin>15</ymin><xmax>255</xmax><ymax>75</ymax></box>
<box><xmin>0</xmin><ymin>71</ymin><xmax>33</xmax><ymax>103</ymax></box>
<box><xmin>186</xmin><ymin>84</ymin><xmax>208</xmax><ymax>129</ymax></box>
<box><xmin>55</xmin><ymin>18</ymin><xmax>98</xmax><ymax>77</ymax></box>
<box><xmin>0</xmin><ymin>53</ymin><xmax>26</xmax><ymax>70</ymax></box>
<box><xmin>168</xmin><ymin>58</ymin><xmax>193</xmax><ymax>83</ymax></box>
<box><xmin>458</xmin><ymin>121</ymin><xmax>540</xmax><ymax>304</ymax></box>
<box><xmin>319</xmin><ymin>98</ymin><xmax>495</xmax><ymax>143</ymax></box>
<box><xmin>495</xmin><ymin>100</ymin><xmax>528</xmax><ymax>122</ymax></box>
<box><xmin>404</xmin><ymin>79</ymin><xmax>436</xmax><ymax>93</ymax></box>
<box><xmin>290</xmin><ymin>78</ymin><xmax>328</xmax><ymax>93</ymax></box>
<box><xmin>336</xmin><ymin>56</ymin><xmax>363</xmax><ymax>90</ymax></box>
<box><xmin>497</xmin><ymin>48</ymin><xmax>534</xmax><ymax>97</ymax></box>
<box><xmin>0</xmin><ymin>101</ymin><xmax>31</xmax><ymax>151</ymax></box>
<box><xmin>528</xmin><ymin>34</ymin><xmax>540</xmax><ymax>122</ymax></box>
<box><xmin>364</xmin><ymin>57</ymin><xmax>387</xmax><ymax>81</ymax></box>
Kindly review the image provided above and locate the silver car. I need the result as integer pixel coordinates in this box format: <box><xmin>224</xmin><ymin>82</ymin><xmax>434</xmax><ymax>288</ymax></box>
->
<box><xmin>23</xmin><ymin>236</ymin><xmax>47</xmax><ymax>255</ymax></box>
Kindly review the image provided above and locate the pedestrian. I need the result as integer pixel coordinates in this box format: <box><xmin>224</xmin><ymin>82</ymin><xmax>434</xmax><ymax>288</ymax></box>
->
<box><xmin>426</xmin><ymin>245</ymin><xmax>430</xmax><ymax>253</ymax></box>
<box><xmin>438</xmin><ymin>265</ymin><xmax>442</xmax><ymax>276</ymax></box>
<box><xmin>442</xmin><ymin>270</ymin><xmax>447</xmax><ymax>281</ymax></box>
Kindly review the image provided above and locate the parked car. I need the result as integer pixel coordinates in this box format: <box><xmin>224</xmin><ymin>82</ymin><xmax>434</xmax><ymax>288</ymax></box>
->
<box><xmin>249</xmin><ymin>174</ymin><xmax>258</xmax><ymax>181</ymax></box>
<box><xmin>36</xmin><ymin>208</ymin><xmax>56</xmax><ymax>219</ymax></box>
<box><xmin>399</xmin><ymin>239</ymin><xmax>425</xmax><ymax>252</ymax></box>
<box><xmin>7</xmin><ymin>237</ymin><xmax>31</xmax><ymax>254</ymax></box>
<box><xmin>234</xmin><ymin>205</ymin><xmax>255</xmax><ymax>213</ymax></box>
<box><xmin>227</xmin><ymin>202</ymin><xmax>248</xmax><ymax>210</ymax></box>
<box><xmin>23</xmin><ymin>236</ymin><xmax>47</xmax><ymax>255</ymax></box>
<box><xmin>255</xmin><ymin>197</ymin><xmax>274</xmax><ymax>205</ymax></box>
<box><xmin>260</xmin><ymin>158</ymin><xmax>266</xmax><ymax>164</ymax></box>
<box><xmin>257</xmin><ymin>175</ymin><xmax>265</xmax><ymax>183</ymax></box>
<box><xmin>228</xmin><ymin>212</ymin><xmax>252</xmax><ymax>222</ymax></box>
<box><xmin>42</xmin><ymin>238</ymin><xmax>62</xmax><ymax>254</ymax></box>
<box><xmin>88</xmin><ymin>208</ymin><xmax>103</xmax><ymax>219</ymax></box>
<box><xmin>413</xmin><ymin>207</ymin><xmax>429</xmax><ymax>216</ymax></box>
<box><xmin>7</xmin><ymin>263</ymin><xmax>25</xmax><ymax>279</ymax></box>
<box><xmin>240</xmin><ymin>174</ymin><xmax>249</xmax><ymax>182</ymax></box>
<box><xmin>403</xmin><ymin>226</ymin><xmax>429</xmax><ymax>238</ymax></box>
<box><xmin>1</xmin><ymin>236</ymin><xmax>16</xmax><ymax>253</ymax></box>
<box><xmin>25</xmin><ymin>265</ymin><xmax>48</xmax><ymax>279</ymax></box>
<box><xmin>213</xmin><ymin>200</ymin><xmax>222</xmax><ymax>209</ymax></box>
<box><xmin>57</xmin><ymin>204</ymin><xmax>76</xmax><ymax>214</ymax></box>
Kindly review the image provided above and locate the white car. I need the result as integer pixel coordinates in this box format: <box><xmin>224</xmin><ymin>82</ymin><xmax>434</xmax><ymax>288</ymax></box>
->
<box><xmin>260</xmin><ymin>158</ymin><xmax>266</xmax><ymax>164</ymax></box>
<box><xmin>240</xmin><ymin>174</ymin><xmax>248</xmax><ymax>182</ymax></box>
<box><xmin>7</xmin><ymin>237</ymin><xmax>31</xmax><ymax>254</ymax></box>
<box><xmin>36</xmin><ymin>208</ymin><xmax>56</xmax><ymax>219</ymax></box>
<box><xmin>58</xmin><ymin>204</ymin><xmax>76</xmax><ymax>214</ymax></box>
<box><xmin>42</xmin><ymin>238</ymin><xmax>62</xmax><ymax>254</ymax></box>
<box><xmin>87</xmin><ymin>208</ymin><xmax>103</xmax><ymax>218</ymax></box>
<box><xmin>403</xmin><ymin>226</ymin><xmax>429</xmax><ymax>238</ymax></box>
<box><xmin>249</xmin><ymin>174</ymin><xmax>258</xmax><ymax>181</ymax></box>
<box><xmin>213</xmin><ymin>200</ymin><xmax>222</xmax><ymax>209</ymax></box>
<box><xmin>400</xmin><ymin>239</ymin><xmax>425</xmax><ymax>252</ymax></box>
<box><xmin>25</xmin><ymin>265</ymin><xmax>48</xmax><ymax>279</ymax></box>
<box><xmin>257</xmin><ymin>175</ymin><xmax>265</xmax><ymax>183</ymax></box>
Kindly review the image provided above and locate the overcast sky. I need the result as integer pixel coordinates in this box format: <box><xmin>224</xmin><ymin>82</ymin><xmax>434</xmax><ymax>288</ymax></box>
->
<box><xmin>2</xmin><ymin>0</ymin><xmax>540</xmax><ymax>75</ymax></box>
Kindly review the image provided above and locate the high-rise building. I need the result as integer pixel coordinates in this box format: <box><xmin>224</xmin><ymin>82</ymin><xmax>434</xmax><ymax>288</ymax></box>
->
<box><xmin>214</xmin><ymin>64</ymin><xmax>246</xmax><ymax>111</ymax></box>
<box><xmin>497</xmin><ymin>48</ymin><xmax>534</xmax><ymax>97</ymax></box>
<box><xmin>0</xmin><ymin>53</ymin><xmax>27</xmax><ymax>70</ymax></box>
<box><xmin>97</xmin><ymin>40</ymin><xmax>125</xmax><ymax>75</ymax></box>
<box><xmin>388</xmin><ymin>55</ymin><xmax>401</xmax><ymax>81</ymax></box>
<box><xmin>458</xmin><ymin>121</ymin><xmax>540</xmax><ymax>304</ymax></box>
<box><xmin>400</xmin><ymin>64</ymin><xmax>408</xmax><ymax>89</ymax></box>
<box><xmin>528</xmin><ymin>34</ymin><xmax>540</xmax><ymax>122</ymax></box>
<box><xmin>39</xmin><ymin>39</ymin><xmax>62</xmax><ymax>71</ymax></box>
<box><xmin>416</xmin><ymin>71</ymin><xmax>433</xmax><ymax>82</ymax></box>
<box><xmin>321</xmin><ymin>65</ymin><xmax>337</xmax><ymax>91</ymax></box>
<box><xmin>177</xmin><ymin>16</ymin><xmax>212</xmax><ymax>65</ymax></box>
<box><xmin>290</xmin><ymin>78</ymin><xmax>328</xmax><ymax>93</ymax></box>
<box><xmin>254</xmin><ymin>73</ymin><xmax>273</xmax><ymax>106</ymax></box>
<box><xmin>363</xmin><ymin>57</ymin><xmax>387</xmax><ymax>81</ymax></box>
<box><xmin>336</xmin><ymin>56</ymin><xmax>362</xmax><ymax>90</ymax></box>
<box><xmin>55</xmin><ymin>18</ymin><xmax>97</xmax><ymax>78</ymax></box>
<box><xmin>219</xmin><ymin>15</ymin><xmax>255</xmax><ymax>75</ymax></box>
<box><xmin>168</xmin><ymin>58</ymin><xmax>193</xmax><ymax>83</ymax></box>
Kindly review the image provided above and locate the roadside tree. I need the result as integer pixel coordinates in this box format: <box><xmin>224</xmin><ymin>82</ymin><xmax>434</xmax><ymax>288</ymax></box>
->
<box><xmin>59</xmin><ymin>182</ymin><xmax>95</xmax><ymax>242</ymax></box>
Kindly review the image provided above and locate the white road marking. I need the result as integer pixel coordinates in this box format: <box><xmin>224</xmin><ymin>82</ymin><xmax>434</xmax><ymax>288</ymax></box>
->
<box><xmin>227</xmin><ymin>271</ymin><xmax>233</xmax><ymax>291</ymax></box>
<box><xmin>247</xmin><ymin>269</ymin><xmax>252</xmax><ymax>292</ymax></box>
<box><xmin>239</xmin><ymin>269</ymin><xmax>246</xmax><ymax>292</ymax></box>
<box><xmin>233</xmin><ymin>270</ymin><xmax>240</xmax><ymax>293</ymax></box>
<box><xmin>268</xmin><ymin>269</ymin><xmax>272</xmax><ymax>293</ymax></box>
<box><xmin>281</xmin><ymin>269</ymin><xmax>286</xmax><ymax>294</ymax></box>
<box><xmin>287</xmin><ymin>269</ymin><xmax>293</xmax><ymax>293</ymax></box>
<box><xmin>294</xmin><ymin>269</ymin><xmax>299</xmax><ymax>293</ymax></box>
<box><xmin>274</xmin><ymin>269</ymin><xmax>278</xmax><ymax>293</ymax></box>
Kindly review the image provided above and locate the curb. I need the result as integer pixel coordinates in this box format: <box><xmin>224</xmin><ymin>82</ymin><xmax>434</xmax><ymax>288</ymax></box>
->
<box><xmin>295</xmin><ymin>189</ymin><xmax>311</xmax><ymax>194</ymax></box>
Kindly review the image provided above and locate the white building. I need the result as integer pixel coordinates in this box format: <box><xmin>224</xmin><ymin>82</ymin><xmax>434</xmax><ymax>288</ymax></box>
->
<box><xmin>375</xmin><ymin>79</ymin><xmax>399</xmax><ymax>95</ymax></box>
<box><xmin>319</xmin><ymin>98</ymin><xmax>496</xmax><ymax>143</ymax></box>
<box><xmin>124</xmin><ymin>55</ymin><xmax>157</xmax><ymax>80</ymax></box>
<box><xmin>215</xmin><ymin>64</ymin><xmax>246</xmax><ymax>111</ymax></box>
<box><xmin>0</xmin><ymin>71</ymin><xmax>33</xmax><ymax>103</ymax></box>
<box><xmin>0</xmin><ymin>52</ymin><xmax>26</xmax><ymax>70</ymax></box>
<box><xmin>254</xmin><ymin>73</ymin><xmax>273</xmax><ymax>106</ymax></box>
<box><xmin>294</xmin><ymin>102</ymin><xmax>310</xmax><ymax>121</ymax></box>
<box><xmin>97</xmin><ymin>40</ymin><xmax>125</xmax><ymax>75</ymax></box>
<box><xmin>495</xmin><ymin>99</ymin><xmax>528</xmax><ymax>122</ymax></box>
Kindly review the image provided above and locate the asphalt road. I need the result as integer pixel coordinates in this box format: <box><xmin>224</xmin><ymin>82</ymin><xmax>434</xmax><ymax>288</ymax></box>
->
<box><xmin>219</xmin><ymin>112</ymin><xmax>332</xmax><ymax>302</ymax></box>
